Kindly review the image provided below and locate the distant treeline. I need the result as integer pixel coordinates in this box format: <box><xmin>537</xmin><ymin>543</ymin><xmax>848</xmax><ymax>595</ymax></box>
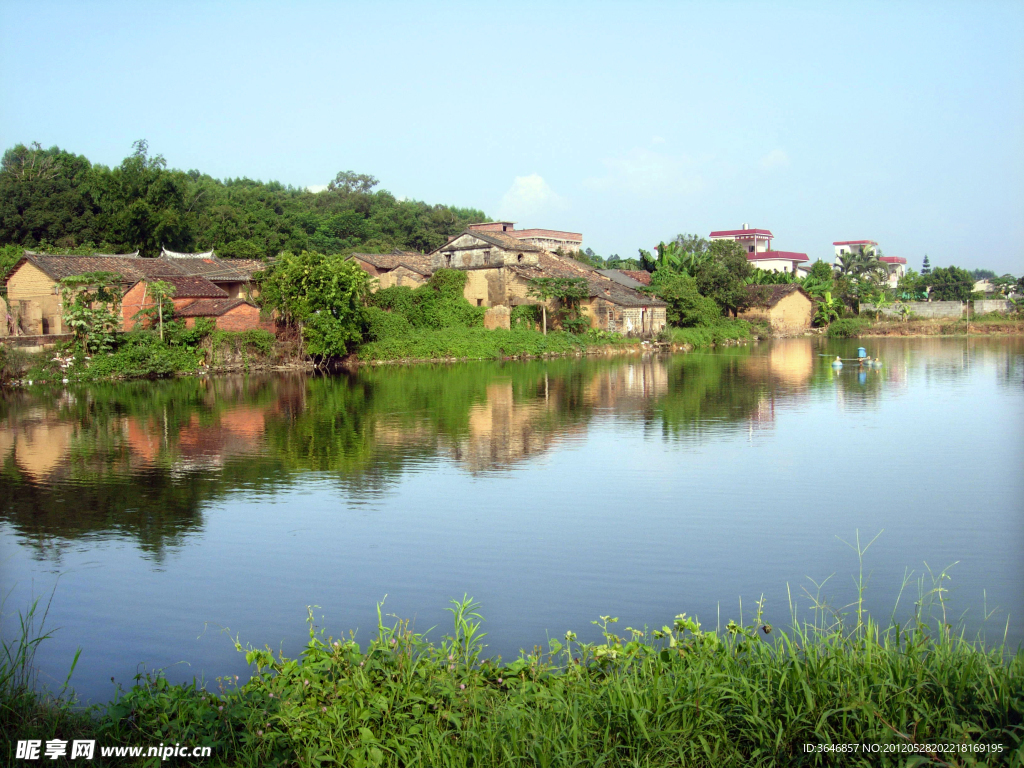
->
<box><xmin>0</xmin><ymin>141</ymin><xmax>487</xmax><ymax>264</ymax></box>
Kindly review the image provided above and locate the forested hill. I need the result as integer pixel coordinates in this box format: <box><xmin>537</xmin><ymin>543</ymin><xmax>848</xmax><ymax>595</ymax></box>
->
<box><xmin>0</xmin><ymin>141</ymin><xmax>487</xmax><ymax>268</ymax></box>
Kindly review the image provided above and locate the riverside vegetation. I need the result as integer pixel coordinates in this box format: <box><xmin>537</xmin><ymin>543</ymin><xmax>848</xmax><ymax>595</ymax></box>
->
<box><xmin>3</xmin><ymin>557</ymin><xmax>1022</xmax><ymax>767</ymax></box>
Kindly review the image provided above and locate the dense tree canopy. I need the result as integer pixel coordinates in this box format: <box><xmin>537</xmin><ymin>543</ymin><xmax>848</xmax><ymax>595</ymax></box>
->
<box><xmin>0</xmin><ymin>142</ymin><xmax>486</xmax><ymax>262</ymax></box>
<box><xmin>925</xmin><ymin>266</ymin><xmax>975</xmax><ymax>301</ymax></box>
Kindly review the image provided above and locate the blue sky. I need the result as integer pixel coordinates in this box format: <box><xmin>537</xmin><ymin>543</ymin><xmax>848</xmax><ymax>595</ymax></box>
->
<box><xmin>1</xmin><ymin>0</ymin><xmax>1022</xmax><ymax>273</ymax></box>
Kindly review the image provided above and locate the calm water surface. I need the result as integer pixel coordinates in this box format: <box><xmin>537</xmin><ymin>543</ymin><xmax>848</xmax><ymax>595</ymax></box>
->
<box><xmin>2</xmin><ymin>337</ymin><xmax>1022</xmax><ymax>704</ymax></box>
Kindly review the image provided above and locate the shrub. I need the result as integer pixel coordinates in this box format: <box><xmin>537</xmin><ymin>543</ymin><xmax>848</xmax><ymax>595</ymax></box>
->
<box><xmin>827</xmin><ymin>318</ymin><xmax>867</xmax><ymax>338</ymax></box>
<box><xmin>510</xmin><ymin>304</ymin><xmax>541</xmax><ymax>329</ymax></box>
<box><xmin>358</xmin><ymin>327</ymin><xmax>588</xmax><ymax>361</ymax></box>
<box><xmin>366</xmin><ymin>270</ymin><xmax>485</xmax><ymax>333</ymax></box>
<box><xmin>662</xmin><ymin>320</ymin><xmax>751</xmax><ymax>348</ymax></box>
<box><xmin>84</xmin><ymin>332</ymin><xmax>201</xmax><ymax>379</ymax></box>
<box><xmin>364</xmin><ymin>306</ymin><xmax>413</xmax><ymax>341</ymax></box>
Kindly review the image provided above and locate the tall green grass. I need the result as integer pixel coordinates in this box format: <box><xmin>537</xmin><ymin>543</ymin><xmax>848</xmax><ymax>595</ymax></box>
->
<box><xmin>1</xmin><ymin>589</ymin><xmax>91</xmax><ymax>764</ymax></box>
<box><xmin>4</xmin><ymin>549</ymin><xmax>1022</xmax><ymax>767</ymax></box>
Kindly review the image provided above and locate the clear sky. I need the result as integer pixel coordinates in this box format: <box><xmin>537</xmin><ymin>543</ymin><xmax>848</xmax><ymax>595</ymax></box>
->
<box><xmin>1</xmin><ymin>0</ymin><xmax>1022</xmax><ymax>273</ymax></box>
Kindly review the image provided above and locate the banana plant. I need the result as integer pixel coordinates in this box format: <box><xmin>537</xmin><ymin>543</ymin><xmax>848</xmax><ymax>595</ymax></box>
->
<box><xmin>814</xmin><ymin>291</ymin><xmax>842</xmax><ymax>326</ymax></box>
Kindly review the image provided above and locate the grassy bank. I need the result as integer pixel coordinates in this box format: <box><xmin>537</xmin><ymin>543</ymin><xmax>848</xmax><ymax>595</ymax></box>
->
<box><xmin>661</xmin><ymin>319</ymin><xmax>753</xmax><ymax>349</ymax></box>
<box><xmin>1</xmin><ymin>327</ymin><xmax>283</xmax><ymax>385</ymax></box>
<box><xmin>4</xmin><ymin>591</ymin><xmax>1020</xmax><ymax>766</ymax></box>
<box><xmin>828</xmin><ymin>314</ymin><xmax>1024</xmax><ymax>339</ymax></box>
<box><xmin>357</xmin><ymin>327</ymin><xmax>636</xmax><ymax>363</ymax></box>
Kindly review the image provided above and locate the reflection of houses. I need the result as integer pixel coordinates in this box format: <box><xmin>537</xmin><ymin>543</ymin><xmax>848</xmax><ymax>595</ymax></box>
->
<box><xmin>454</xmin><ymin>381</ymin><xmax>561</xmax><ymax>471</ymax></box>
<box><xmin>0</xmin><ymin>417</ymin><xmax>75</xmax><ymax>481</ymax></box>
<box><xmin>583</xmin><ymin>359</ymin><xmax>669</xmax><ymax>407</ymax></box>
<box><xmin>710</xmin><ymin>225</ymin><xmax>809</xmax><ymax>275</ymax></box>
<box><xmin>126</xmin><ymin>404</ymin><xmax>269</xmax><ymax>470</ymax></box>
<box><xmin>741</xmin><ymin>339</ymin><xmax>814</xmax><ymax>386</ymax></box>
<box><xmin>739</xmin><ymin>285</ymin><xmax>813</xmax><ymax>333</ymax></box>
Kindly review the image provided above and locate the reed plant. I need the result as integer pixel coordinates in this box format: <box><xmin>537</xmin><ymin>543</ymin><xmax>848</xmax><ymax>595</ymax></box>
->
<box><xmin>0</xmin><ymin>588</ymin><xmax>91</xmax><ymax>764</ymax></box>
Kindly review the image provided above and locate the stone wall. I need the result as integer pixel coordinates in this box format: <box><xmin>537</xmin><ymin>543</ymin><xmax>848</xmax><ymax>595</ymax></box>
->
<box><xmin>483</xmin><ymin>305</ymin><xmax>510</xmax><ymax>330</ymax></box>
<box><xmin>861</xmin><ymin>301</ymin><xmax>964</xmax><ymax>319</ymax></box>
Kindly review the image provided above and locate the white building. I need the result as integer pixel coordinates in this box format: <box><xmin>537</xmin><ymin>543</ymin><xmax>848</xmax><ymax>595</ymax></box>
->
<box><xmin>833</xmin><ymin>240</ymin><xmax>906</xmax><ymax>287</ymax></box>
<box><xmin>710</xmin><ymin>225</ymin><xmax>809</xmax><ymax>275</ymax></box>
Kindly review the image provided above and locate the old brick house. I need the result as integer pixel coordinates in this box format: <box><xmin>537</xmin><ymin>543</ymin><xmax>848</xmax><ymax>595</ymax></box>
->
<box><xmin>349</xmin><ymin>251</ymin><xmax>433</xmax><ymax>289</ymax></box>
<box><xmin>738</xmin><ymin>284</ymin><xmax>813</xmax><ymax>332</ymax></box>
<box><xmin>466</xmin><ymin>222</ymin><xmax>583</xmax><ymax>254</ymax></box>
<box><xmin>428</xmin><ymin>231</ymin><xmax>667</xmax><ymax>336</ymax></box>
<box><xmin>3</xmin><ymin>251</ymin><xmax>271</xmax><ymax>337</ymax></box>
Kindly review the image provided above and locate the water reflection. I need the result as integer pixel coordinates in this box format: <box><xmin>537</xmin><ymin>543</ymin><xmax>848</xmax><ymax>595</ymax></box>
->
<box><xmin>2</xmin><ymin>337</ymin><xmax>1021</xmax><ymax>705</ymax></box>
<box><xmin>1</xmin><ymin>337</ymin><xmax>1021</xmax><ymax>558</ymax></box>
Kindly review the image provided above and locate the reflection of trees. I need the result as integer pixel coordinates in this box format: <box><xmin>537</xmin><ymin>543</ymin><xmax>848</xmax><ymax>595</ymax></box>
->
<box><xmin>0</xmin><ymin>377</ymin><xmax>292</xmax><ymax>560</ymax></box>
<box><xmin>9</xmin><ymin>339</ymin><xmax>1008</xmax><ymax>557</ymax></box>
<box><xmin>653</xmin><ymin>348</ymin><xmax>773</xmax><ymax>439</ymax></box>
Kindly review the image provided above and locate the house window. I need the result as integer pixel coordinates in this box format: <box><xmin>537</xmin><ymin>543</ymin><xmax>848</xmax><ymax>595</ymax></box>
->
<box><xmin>748</xmin><ymin>245</ymin><xmax>754</xmax><ymax>253</ymax></box>
<box><xmin>517</xmin><ymin>253</ymin><xmax>523</xmax><ymax>263</ymax></box>
<box><xmin>476</xmin><ymin>299</ymin><xmax>483</xmax><ymax>306</ymax></box>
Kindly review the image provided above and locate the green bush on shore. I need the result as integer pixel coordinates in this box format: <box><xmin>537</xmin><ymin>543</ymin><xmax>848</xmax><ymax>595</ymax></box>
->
<box><xmin>358</xmin><ymin>327</ymin><xmax>598</xmax><ymax>361</ymax></box>
<box><xmin>661</xmin><ymin>319</ymin><xmax>752</xmax><ymax>349</ymax></box>
<box><xmin>827</xmin><ymin>318</ymin><xmax>868</xmax><ymax>338</ymax></box>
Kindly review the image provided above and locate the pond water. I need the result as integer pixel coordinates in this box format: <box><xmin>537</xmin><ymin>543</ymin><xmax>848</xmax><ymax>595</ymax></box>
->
<box><xmin>1</xmin><ymin>337</ymin><xmax>1022</xmax><ymax>705</ymax></box>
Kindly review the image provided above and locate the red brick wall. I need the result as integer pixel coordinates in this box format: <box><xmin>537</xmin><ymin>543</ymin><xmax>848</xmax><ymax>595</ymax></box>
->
<box><xmin>183</xmin><ymin>304</ymin><xmax>274</xmax><ymax>332</ymax></box>
<box><xmin>121</xmin><ymin>282</ymin><xmax>151</xmax><ymax>330</ymax></box>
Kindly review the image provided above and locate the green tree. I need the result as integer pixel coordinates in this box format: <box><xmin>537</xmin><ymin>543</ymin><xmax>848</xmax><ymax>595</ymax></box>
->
<box><xmin>60</xmin><ymin>271</ymin><xmax>123</xmax><ymax>353</ymax></box>
<box><xmin>648</xmin><ymin>271</ymin><xmax>720</xmax><ymax>327</ymax></box>
<box><xmin>143</xmin><ymin>280</ymin><xmax>176</xmax><ymax>341</ymax></box>
<box><xmin>692</xmin><ymin>240</ymin><xmax>755</xmax><ymax>316</ymax></box>
<box><xmin>926</xmin><ymin>266</ymin><xmax>974</xmax><ymax>301</ymax></box>
<box><xmin>800</xmin><ymin>260</ymin><xmax>834</xmax><ymax>300</ymax></box>
<box><xmin>921</xmin><ymin>255</ymin><xmax>932</xmax><ymax>275</ymax></box>
<box><xmin>527</xmin><ymin>277</ymin><xmax>590</xmax><ymax>334</ymax></box>
<box><xmin>255</xmin><ymin>251</ymin><xmax>369</xmax><ymax>357</ymax></box>
<box><xmin>896</xmin><ymin>269</ymin><xmax>927</xmax><ymax>300</ymax></box>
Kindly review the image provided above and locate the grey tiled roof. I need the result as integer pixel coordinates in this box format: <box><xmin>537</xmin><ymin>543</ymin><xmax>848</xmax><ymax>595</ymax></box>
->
<box><xmin>351</xmin><ymin>251</ymin><xmax>433</xmax><ymax>275</ymax></box>
<box><xmin>746</xmin><ymin>284</ymin><xmax>812</xmax><ymax>307</ymax></box>
<box><xmin>597</xmin><ymin>269</ymin><xmax>647</xmax><ymax>288</ymax></box>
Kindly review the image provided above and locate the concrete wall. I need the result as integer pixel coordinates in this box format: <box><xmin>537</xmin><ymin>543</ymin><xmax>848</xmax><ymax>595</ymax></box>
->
<box><xmin>861</xmin><ymin>301</ymin><xmax>964</xmax><ymax>319</ymax></box>
<box><xmin>748</xmin><ymin>258</ymin><xmax>803</xmax><ymax>274</ymax></box>
<box><xmin>974</xmin><ymin>299</ymin><xmax>1012</xmax><ymax>315</ymax></box>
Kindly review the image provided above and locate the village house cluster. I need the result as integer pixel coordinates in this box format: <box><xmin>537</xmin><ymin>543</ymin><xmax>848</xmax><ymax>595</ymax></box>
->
<box><xmin>1</xmin><ymin>219</ymin><xmax>916</xmax><ymax>344</ymax></box>
<box><xmin>351</xmin><ymin>221</ymin><xmax>668</xmax><ymax>336</ymax></box>
<box><xmin>0</xmin><ymin>249</ymin><xmax>268</xmax><ymax>339</ymax></box>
